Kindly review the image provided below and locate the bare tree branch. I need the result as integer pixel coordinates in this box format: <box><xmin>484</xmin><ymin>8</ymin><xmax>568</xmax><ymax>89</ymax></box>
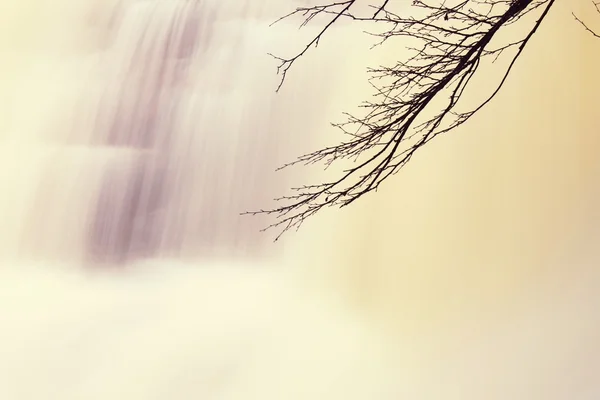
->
<box><xmin>573</xmin><ymin>1</ymin><xmax>600</xmax><ymax>38</ymax></box>
<box><xmin>247</xmin><ymin>0</ymin><xmax>558</xmax><ymax>240</ymax></box>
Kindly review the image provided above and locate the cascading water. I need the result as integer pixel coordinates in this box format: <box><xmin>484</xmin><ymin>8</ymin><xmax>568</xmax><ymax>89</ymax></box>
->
<box><xmin>0</xmin><ymin>0</ymin><xmax>319</xmax><ymax>267</ymax></box>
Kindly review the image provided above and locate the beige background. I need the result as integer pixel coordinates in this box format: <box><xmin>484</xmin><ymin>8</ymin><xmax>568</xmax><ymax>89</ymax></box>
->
<box><xmin>0</xmin><ymin>0</ymin><xmax>598</xmax><ymax>398</ymax></box>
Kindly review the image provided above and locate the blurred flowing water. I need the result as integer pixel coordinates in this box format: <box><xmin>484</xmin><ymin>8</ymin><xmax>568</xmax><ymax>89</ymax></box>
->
<box><xmin>0</xmin><ymin>0</ymin><xmax>313</xmax><ymax>267</ymax></box>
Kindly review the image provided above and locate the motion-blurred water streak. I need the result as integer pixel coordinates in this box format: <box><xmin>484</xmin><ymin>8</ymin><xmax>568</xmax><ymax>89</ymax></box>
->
<box><xmin>0</xmin><ymin>0</ymin><xmax>329</xmax><ymax>266</ymax></box>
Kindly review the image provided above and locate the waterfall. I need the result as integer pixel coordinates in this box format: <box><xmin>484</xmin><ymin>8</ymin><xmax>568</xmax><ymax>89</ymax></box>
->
<box><xmin>0</xmin><ymin>0</ymin><xmax>326</xmax><ymax>267</ymax></box>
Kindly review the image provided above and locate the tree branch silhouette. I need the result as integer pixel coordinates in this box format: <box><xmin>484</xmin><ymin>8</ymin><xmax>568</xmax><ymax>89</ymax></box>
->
<box><xmin>574</xmin><ymin>0</ymin><xmax>600</xmax><ymax>38</ymax></box>
<box><xmin>247</xmin><ymin>0</ymin><xmax>557</xmax><ymax>240</ymax></box>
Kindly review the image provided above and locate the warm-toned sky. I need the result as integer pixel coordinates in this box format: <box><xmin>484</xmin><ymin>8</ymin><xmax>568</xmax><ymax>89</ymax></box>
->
<box><xmin>300</xmin><ymin>0</ymin><xmax>599</xmax><ymax>320</ymax></box>
<box><xmin>288</xmin><ymin>0</ymin><xmax>600</xmax><ymax>394</ymax></box>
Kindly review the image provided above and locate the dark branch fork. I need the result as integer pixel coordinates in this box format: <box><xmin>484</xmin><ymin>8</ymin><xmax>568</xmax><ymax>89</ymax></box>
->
<box><xmin>245</xmin><ymin>0</ymin><xmax>566</xmax><ymax>240</ymax></box>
